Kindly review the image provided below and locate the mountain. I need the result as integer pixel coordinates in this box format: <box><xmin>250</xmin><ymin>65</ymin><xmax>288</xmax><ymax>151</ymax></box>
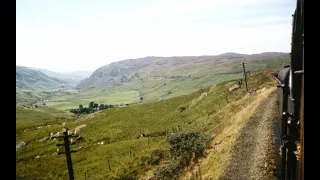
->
<box><xmin>16</xmin><ymin>66</ymin><xmax>72</xmax><ymax>90</ymax></box>
<box><xmin>29</xmin><ymin>67</ymin><xmax>93</xmax><ymax>84</ymax></box>
<box><xmin>74</xmin><ymin>52</ymin><xmax>289</xmax><ymax>102</ymax></box>
<box><xmin>77</xmin><ymin>52</ymin><xmax>289</xmax><ymax>89</ymax></box>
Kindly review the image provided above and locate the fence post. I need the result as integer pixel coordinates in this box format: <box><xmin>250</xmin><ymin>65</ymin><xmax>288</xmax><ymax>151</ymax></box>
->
<box><xmin>241</xmin><ymin>61</ymin><xmax>248</xmax><ymax>92</ymax></box>
<box><xmin>107</xmin><ymin>158</ymin><xmax>111</xmax><ymax>171</ymax></box>
<box><xmin>129</xmin><ymin>146</ymin><xmax>133</xmax><ymax>157</ymax></box>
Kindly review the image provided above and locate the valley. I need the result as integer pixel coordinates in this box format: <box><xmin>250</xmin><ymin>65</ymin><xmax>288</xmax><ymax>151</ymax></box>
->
<box><xmin>16</xmin><ymin>0</ymin><xmax>300</xmax><ymax>179</ymax></box>
<box><xmin>16</xmin><ymin>53</ymin><xmax>289</xmax><ymax>110</ymax></box>
<box><xmin>17</xmin><ymin>60</ymin><xmax>282</xmax><ymax>179</ymax></box>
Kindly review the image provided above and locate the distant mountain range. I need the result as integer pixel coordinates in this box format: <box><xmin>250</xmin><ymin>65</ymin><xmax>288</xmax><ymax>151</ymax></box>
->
<box><xmin>16</xmin><ymin>66</ymin><xmax>72</xmax><ymax>89</ymax></box>
<box><xmin>77</xmin><ymin>52</ymin><xmax>289</xmax><ymax>89</ymax></box>
<box><xmin>16</xmin><ymin>52</ymin><xmax>290</xmax><ymax>102</ymax></box>
<box><xmin>29</xmin><ymin>67</ymin><xmax>93</xmax><ymax>84</ymax></box>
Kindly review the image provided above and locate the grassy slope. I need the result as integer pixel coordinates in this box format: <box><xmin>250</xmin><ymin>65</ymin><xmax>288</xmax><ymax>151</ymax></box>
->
<box><xmin>16</xmin><ymin>55</ymin><xmax>289</xmax><ymax>111</ymax></box>
<box><xmin>52</xmin><ymin>54</ymin><xmax>289</xmax><ymax>110</ymax></box>
<box><xmin>180</xmin><ymin>86</ymin><xmax>277</xmax><ymax>180</ymax></box>
<box><xmin>46</xmin><ymin>74</ymin><xmax>240</xmax><ymax>111</ymax></box>
<box><xmin>16</xmin><ymin>107</ymin><xmax>75</xmax><ymax>130</ymax></box>
<box><xmin>16</xmin><ymin>107</ymin><xmax>77</xmax><ymax>144</ymax></box>
<box><xmin>16</xmin><ymin>89</ymin><xmax>57</xmax><ymax>106</ymax></box>
<box><xmin>16</xmin><ymin>72</ymin><xmax>276</xmax><ymax>179</ymax></box>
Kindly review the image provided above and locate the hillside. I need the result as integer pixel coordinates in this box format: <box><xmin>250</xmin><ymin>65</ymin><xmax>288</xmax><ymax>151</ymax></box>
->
<box><xmin>79</xmin><ymin>52</ymin><xmax>288</xmax><ymax>89</ymax></box>
<box><xmin>16</xmin><ymin>71</ymin><xmax>277</xmax><ymax>179</ymax></box>
<box><xmin>16</xmin><ymin>66</ymin><xmax>72</xmax><ymax>90</ymax></box>
<box><xmin>16</xmin><ymin>52</ymin><xmax>289</xmax><ymax>111</ymax></box>
<box><xmin>30</xmin><ymin>67</ymin><xmax>92</xmax><ymax>84</ymax></box>
<box><xmin>73</xmin><ymin>52</ymin><xmax>289</xmax><ymax>103</ymax></box>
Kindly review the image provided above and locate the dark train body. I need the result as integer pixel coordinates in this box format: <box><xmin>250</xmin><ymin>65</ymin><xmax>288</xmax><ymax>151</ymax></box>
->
<box><xmin>273</xmin><ymin>0</ymin><xmax>304</xmax><ymax>179</ymax></box>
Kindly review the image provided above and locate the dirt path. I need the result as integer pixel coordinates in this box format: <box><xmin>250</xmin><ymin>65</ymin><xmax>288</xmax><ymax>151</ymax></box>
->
<box><xmin>219</xmin><ymin>93</ymin><xmax>277</xmax><ymax>180</ymax></box>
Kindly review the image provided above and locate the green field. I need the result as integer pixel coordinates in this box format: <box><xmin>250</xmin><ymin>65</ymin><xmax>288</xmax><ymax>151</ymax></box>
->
<box><xmin>51</xmin><ymin>73</ymin><xmax>243</xmax><ymax>111</ymax></box>
<box><xmin>16</xmin><ymin>72</ymin><xmax>276</xmax><ymax>179</ymax></box>
<box><xmin>48</xmin><ymin>90</ymin><xmax>140</xmax><ymax>110</ymax></box>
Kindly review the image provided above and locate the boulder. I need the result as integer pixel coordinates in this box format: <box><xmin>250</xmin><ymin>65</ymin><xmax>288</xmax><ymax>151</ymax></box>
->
<box><xmin>38</xmin><ymin>136</ymin><xmax>49</xmax><ymax>142</ymax></box>
<box><xmin>16</xmin><ymin>141</ymin><xmax>26</xmax><ymax>150</ymax></box>
<box><xmin>229</xmin><ymin>84</ymin><xmax>240</xmax><ymax>92</ymax></box>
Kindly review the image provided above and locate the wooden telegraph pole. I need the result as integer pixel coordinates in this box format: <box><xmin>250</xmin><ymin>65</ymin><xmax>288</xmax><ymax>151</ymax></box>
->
<box><xmin>241</xmin><ymin>61</ymin><xmax>248</xmax><ymax>92</ymax></box>
<box><xmin>53</xmin><ymin>124</ymin><xmax>80</xmax><ymax>180</ymax></box>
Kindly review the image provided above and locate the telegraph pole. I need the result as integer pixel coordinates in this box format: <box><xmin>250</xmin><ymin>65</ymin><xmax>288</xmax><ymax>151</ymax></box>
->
<box><xmin>241</xmin><ymin>61</ymin><xmax>248</xmax><ymax>92</ymax></box>
<box><xmin>66</xmin><ymin>131</ymin><xmax>75</xmax><ymax>180</ymax></box>
<box><xmin>53</xmin><ymin>124</ymin><xmax>80</xmax><ymax>180</ymax></box>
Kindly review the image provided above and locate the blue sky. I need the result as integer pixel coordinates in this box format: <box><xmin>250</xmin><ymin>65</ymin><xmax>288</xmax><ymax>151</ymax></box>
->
<box><xmin>16</xmin><ymin>0</ymin><xmax>296</xmax><ymax>72</ymax></box>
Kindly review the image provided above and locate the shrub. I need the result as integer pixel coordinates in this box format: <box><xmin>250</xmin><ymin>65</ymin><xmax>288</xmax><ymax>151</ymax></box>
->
<box><xmin>154</xmin><ymin>160</ymin><xmax>180</xmax><ymax>180</ymax></box>
<box><xmin>117</xmin><ymin>166</ymin><xmax>138</xmax><ymax>180</ymax></box>
<box><xmin>168</xmin><ymin>132</ymin><xmax>211</xmax><ymax>162</ymax></box>
<box><xmin>153</xmin><ymin>132</ymin><xmax>212</xmax><ymax>180</ymax></box>
<box><xmin>179</xmin><ymin>106</ymin><xmax>187</xmax><ymax>112</ymax></box>
<box><xmin>148</xmin><ymin>149</ymin><xmax>164</xmax><ymax>165</ymax></box>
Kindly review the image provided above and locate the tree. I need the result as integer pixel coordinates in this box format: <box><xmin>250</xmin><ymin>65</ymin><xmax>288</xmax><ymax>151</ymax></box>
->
<box><xmin>77</xmin><ymin>104</ymin><xmax>83</xmax><ymax>113</ymax></box>
<box><xmin>140</xmin><ymin>96</ymin><xmax>144</xmax><ymax>101</ymax></box>
<box><xmin>89</xmin><ymin>101</ymin><xmax>94</xmax><ymax>108</ymax></box>
<box><xmin>94</xmin><ymin>103</ymin><xmax>98</xmax><ymax>109</ymax></box>
<box><xmin>82</xmin><ymin>107</ymin><xmax>93</xmax><ymax>114</ymax></box>
<box><xmin>70</xmin><ymin>109</ymin><xmax>78</xmax><ymax>114</ymax></box>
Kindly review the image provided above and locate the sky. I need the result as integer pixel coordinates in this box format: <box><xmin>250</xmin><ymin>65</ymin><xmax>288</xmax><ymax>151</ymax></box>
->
<box><xmin>16</xmin><ymin>0</ymin><xmax>296</xmax><ymax>72</ymax></box>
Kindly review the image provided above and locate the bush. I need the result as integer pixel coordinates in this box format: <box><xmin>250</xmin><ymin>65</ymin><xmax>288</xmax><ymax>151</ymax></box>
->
<box><xmin>153</xmin><ymin>132</ymin><xmax>211</xmax><ymax>180</ymax></box>
<box><xmin>154</xmin><ymin>160</ymin><xmax>180</xmax><ymax>180</ymax></box>
<box><xmin>148</xmin><ymin>149</ymin><xmax>164</xmax><ymax>165</ymax></box>
<box><xmin>117</xmin><ymin>166</ymin><xmax>138</xmax><ymax>180</ymax></box>
<box><xmin>179</xmin><ymin>106</ymin><xmax>187</xmax><ymax>112</ymax></box>
<box><xmin>168</xmin><ymin>132</ymin><xmax>211</xmax><ymax>160</ymax></box>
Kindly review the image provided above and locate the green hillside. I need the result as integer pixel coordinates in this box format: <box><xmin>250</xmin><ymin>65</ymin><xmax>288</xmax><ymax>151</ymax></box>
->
<box><xmin>73</xmin><ymin>53</ymin><xmax>289</xmax><ymax>106</ymax></box>
<box><xmin>16</xmin><ymin>72</ymin><xmax>276</xmax><ymax>179</ymax></box>
<box><xmin>16</xmin><ymin>66</ymin><xmax>71</xmax><ymax>90</ymax></box>
<box><xmin>16</xmin><ymin>53</ymin><xmax>289</xmax><ymax>110</ymax></box>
